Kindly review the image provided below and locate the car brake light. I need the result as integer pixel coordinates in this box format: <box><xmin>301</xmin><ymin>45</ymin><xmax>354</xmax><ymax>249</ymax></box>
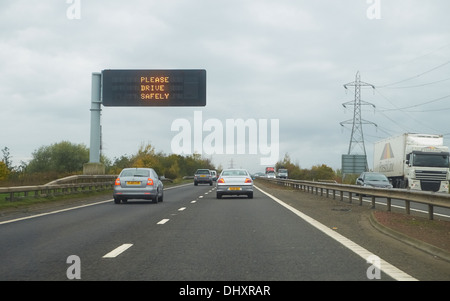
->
<box><xmin>245</xmin><ymin>178</ymin><xmax>252</xmax><ymax>183</ymax></box>
<box><xmin>218</xmin><ymin>178</ymin><xmax>224</xmax><ymax>183</ymax></box>
<box><xmin>147</xmin><ymin>178</ymin><xmax>154</xmax><ymax>185</ymax></box>
<box><xmin>115</xmin><ymin>178</ymin><xmax>121</xmax><ymax>186</ymax></box>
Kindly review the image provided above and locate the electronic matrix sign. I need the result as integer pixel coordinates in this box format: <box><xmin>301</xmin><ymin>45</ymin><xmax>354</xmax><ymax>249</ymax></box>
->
<box><xmin>102</xmin><ymin>69</ymin><xmax>206</xmax><ymax>106</ymax></box>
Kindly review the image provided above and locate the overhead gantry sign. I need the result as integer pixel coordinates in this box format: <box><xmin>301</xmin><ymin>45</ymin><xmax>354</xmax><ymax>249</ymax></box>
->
<box><xmin>102</xmin><ymin>69</ymin><xmax>206</xmax><ymax>107</ymax></box>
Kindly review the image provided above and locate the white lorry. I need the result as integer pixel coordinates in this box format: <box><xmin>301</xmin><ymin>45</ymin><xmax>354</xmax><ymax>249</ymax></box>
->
<box><xmin>373</xmin><ymin>133</ymin><xmax>449</xmax><ymax>192</ymax></box>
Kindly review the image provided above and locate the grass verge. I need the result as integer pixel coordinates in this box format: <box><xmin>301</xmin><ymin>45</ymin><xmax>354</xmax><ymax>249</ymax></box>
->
<box><xmin>0</xmin><ymin>178</ymin><xmax>193</xmax><ymax>212</ymax></box>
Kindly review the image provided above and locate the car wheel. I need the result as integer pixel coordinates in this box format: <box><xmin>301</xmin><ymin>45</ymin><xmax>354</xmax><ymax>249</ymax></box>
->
<box><xmin>194</xmin><ymin>181</ymin><xmax>198</xmax><ymax>186</ymax></box>
<box><xmin>152</xmin><ymin>195</ymin><xmax>158</xmax><ymax>204</ymax></box>
<box><xmin>216</xmin><ymin>193</ymin><xmax>222</xmax><ymax>199</ymax></box>
<box><xmin>248</xmin><ymin>192</ymin><xmax>253</xmax><ymax>199</ymax></box>
<box><xmin>114</xmin><ymin>197</ymin><xmax>121</xmax><ymax>204</ymax></box>
<box><xmin>159</xmin><ymin>192</ymin><xmax>164</xmax><ymax>202</ymax></box>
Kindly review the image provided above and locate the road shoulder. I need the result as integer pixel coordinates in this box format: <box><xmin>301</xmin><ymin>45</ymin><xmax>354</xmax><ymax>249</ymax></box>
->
<box><xmin>255</xmin><ymin>180</ymin><xmax>450</xmax><ymax>280</ymax></box>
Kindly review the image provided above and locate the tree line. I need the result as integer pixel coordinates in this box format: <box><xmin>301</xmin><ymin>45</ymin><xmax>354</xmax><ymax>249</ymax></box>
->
<box><xmin>275</xmin><ymin>153</ymin><xmax>339</xmax><ymax>182</ymax></box>
<box><xmin>0</xmin><ymin>141</ymin><xmax>214</xmax><ymax>186</ymax></box>
<box><xmin>0</xmin><ymin>141</ymin><xmax>342</xmax><ymax>186</ymax></box>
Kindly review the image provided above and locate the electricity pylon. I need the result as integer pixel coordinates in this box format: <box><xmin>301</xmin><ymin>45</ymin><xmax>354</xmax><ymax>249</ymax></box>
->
<box><xmin>340</xmin><ymin>71</ymin><xmax>377</xmax><ymax>171</ymax></box>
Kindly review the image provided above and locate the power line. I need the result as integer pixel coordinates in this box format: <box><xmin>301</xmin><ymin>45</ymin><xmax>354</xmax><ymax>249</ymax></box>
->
<box><xmin>373</xmin><ymin>89</ymin><xmax>443</xmax><ymax>134</ymax></box>
<box><xmin>403</xmin><ymin>107</ymin><xmax>450</xmax><ymax>112</ymax></box>
<box><xmin>373</xmin><ymin>110</ymin><xmax>410</xmax><ymax>133</ymax></box>
<box><xmin>377</xmin><ymin>59</ymin><xmax>450</xmax><ymax>88</ymax></box>
<box><xmin>377</xmin><ymin>93</ymin><xmax>450</xmax><ymax>112</ymax></box>
<box><xmin>383</xmin><ymin>77</ymin><xmax>450</xmax><ymax>89</ymax></box>
<box><xmin>363</xmin><ymin>42</ymin><xmax>450</xmax><ymax>78</ymax></box>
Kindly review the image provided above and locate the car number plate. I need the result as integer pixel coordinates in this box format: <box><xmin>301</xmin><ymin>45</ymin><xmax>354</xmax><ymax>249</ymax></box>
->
<box><xmin>228</xmin><ymin>187</ymin><xmax>241</xmax><ymax>191</ymax></box>
<box><xmin>200</xmin><ymin>175</ymin><xmax>206</xmax><ymax>177</ymax></box>
<box><xmin>127</xmin><ymin>181</ymin><xmax>141</xmax><ymax>185</ymax></box>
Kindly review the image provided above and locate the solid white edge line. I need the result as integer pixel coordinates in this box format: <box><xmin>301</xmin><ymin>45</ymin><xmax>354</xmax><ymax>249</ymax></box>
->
<box><xmin>254</xmin><ymin>185</ymin><xmax>418</xmax><ymax>281</ymax></box>
<box><xmin>102</xmin><ymin>243</ymin><xmax>133</xmax><ymax>258</ymax></box>
<box><xmin>0</xmin><ymin>199</ymin><xmax>113</xmax><ymax>225</ymax></box>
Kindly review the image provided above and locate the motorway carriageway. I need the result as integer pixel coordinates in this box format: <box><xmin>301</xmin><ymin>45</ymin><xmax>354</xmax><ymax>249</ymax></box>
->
<box><xmin>0</xmin><ymin>183</ymin><xmax>426</xmax><ymax>281</ymax></box>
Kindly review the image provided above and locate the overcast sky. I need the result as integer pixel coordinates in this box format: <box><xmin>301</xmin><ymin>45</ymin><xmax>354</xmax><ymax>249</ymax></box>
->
<box><xmin>1</xmin><ymin>0</ymin><xmax>450</xmax><ymax>173</ymax></box>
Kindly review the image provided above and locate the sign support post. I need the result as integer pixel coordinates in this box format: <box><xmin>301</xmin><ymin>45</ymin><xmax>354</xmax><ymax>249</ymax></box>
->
<box><xmin>83</xmin><ymin>72</ymin><xmax>105</xmax><ymax>175</ymax></box>
<box><xmin>84</xmin><ymin>69</ymin><xmax>206</xmax><ymax>175</ymax></box>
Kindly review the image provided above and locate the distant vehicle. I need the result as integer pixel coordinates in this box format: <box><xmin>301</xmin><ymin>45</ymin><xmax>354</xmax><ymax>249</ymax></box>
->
<box><xmin>356</xmin><ymin>172</ymin><xmax>393</xmax><ymax>189</ymax></box>
<box><xmin>210</xmin><ymin>170</ymin><xmax>218</xmax><ymax>181</ymax></box>
<box><xmin>266</xmin><ymin>172</ymin><xmax>276</xmax><ymax>179</ymax></box>
<box><xmin>216</xmin><ymin>169</ymin><xmax>253</xmax><ymax>199</ymax></box>
<box><xmin>277</xmin><ymin>168</ymin><xmax>288</xmax><ymax>179</ymax></box>
<box><xmin>265</xmin><ymin>167</ymin><xmax>275</xmax><ymax>175</ymax></box>
<box><xmin>194</xmin><ymin>169</ymin><xmax>213</xmax><ymax>186</ymax></box>
<box><xmin>265</xmin><ymin>166</ymin><xmax>276</xmax><ymax>179</ymax></box>
<box><xmin>113</xmin><ymin>167</ymin><xmax>164</xmax><ymax>204</ymax></box>
<box><xmin>253</xmin><ymin>172</ymin><xmax>265</xmax><ymax>178</ymax></box>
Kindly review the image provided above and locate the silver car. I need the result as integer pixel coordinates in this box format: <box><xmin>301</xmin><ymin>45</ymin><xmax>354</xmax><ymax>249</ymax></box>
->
<box><xmin>113</xmin><ymin>167</ymin><xmax>164</xmax><ymax>204</ymax></box>
<box><xmin>216</xmin><ymin>169</ymin><xmax>253</xmax><ymax>199</ymax></box>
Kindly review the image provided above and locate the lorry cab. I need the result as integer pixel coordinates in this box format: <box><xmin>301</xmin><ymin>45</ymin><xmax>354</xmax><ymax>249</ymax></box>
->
<box><xmin>277</xmin><ymin>168</ymin><xmax>288</xmax><ymax>179</ymax></box>
<box><xmin>405</xmin><ymin>151</ymin><xmax>449</xmax><ymax>192</ymax></box>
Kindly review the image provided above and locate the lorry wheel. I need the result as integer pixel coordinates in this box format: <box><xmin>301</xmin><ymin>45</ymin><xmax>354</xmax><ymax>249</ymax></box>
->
<box><xmin>404</xmin><ymin>179</ymin><xmax>409</xmax><ymax>189</ymax></box>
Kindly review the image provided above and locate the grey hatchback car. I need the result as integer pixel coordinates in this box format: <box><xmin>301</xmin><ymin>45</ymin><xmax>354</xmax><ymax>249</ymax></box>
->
<box><xmin>113</xmin><ymin>167</ymin><xmax>164</xmax><ymax>204</ymax></box>
<box><xmin>356</xmin><ymin>172</ymin><xmax>392</xmax><ymax>188</ymax></box>
<box><xmin>194</xmin><ymin>169</ymin><xmax>213</xmax><ymax>185</ymax></box>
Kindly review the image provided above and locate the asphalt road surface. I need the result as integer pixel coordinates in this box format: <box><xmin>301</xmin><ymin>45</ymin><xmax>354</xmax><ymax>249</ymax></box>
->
<box><xmin>0</xmin><ymin>182</ymin><xmax>424</xmax><ymax>282</ymax></box>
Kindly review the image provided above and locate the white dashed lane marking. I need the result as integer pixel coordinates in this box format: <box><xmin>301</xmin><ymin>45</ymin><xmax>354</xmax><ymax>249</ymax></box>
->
<box><xmin>157</xmin><ymin>218</ymin><xmax>170</xmax><ymax>225</ymax></box>
<box><xmin>102</xmin><ymin>189</ymin><xmax>210</xmax><ymax>259</ymax></box>
<box><xmin>102</xmin><ymin>244</ymin><xmax>133</xmax><ymax>258</ymax></box>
